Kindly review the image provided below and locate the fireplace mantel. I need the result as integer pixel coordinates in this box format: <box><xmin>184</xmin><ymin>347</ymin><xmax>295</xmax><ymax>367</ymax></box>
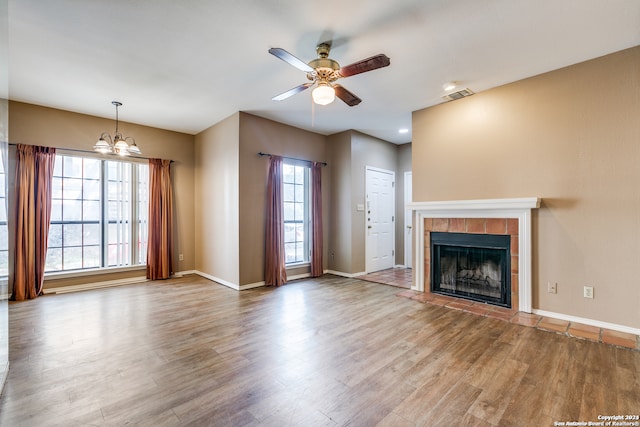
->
<box><xmin>408</xmin><ymin>197</ymin><xmax>541</xmax><ymax>313</ymax></box>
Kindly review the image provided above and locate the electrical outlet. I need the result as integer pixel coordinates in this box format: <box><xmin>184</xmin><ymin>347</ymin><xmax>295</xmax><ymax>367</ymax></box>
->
<box><xmin>547</xmin><ymin>282</ymin><xmax>557</xmax><ymax>294</ymax></box>
<box><xmin>179</xmin><ymin>254</ymin><xmax>184</xmax><ymax>261</ymax></box>
<box><xmin>583</xmin><ymin>286</ymin><xmax>594</xmax><ymax>299</ymax></box>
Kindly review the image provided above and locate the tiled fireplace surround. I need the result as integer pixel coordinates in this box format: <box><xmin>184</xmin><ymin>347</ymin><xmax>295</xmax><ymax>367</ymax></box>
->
<box><xmin>424</xmin><ymin>216</ymin><xmax>520</xmax><ymax>312</ymax></box>
<box><xmin>410</xmin><ymin>198</ymin><xmax>539</xmax><ymax>314</ymax></box>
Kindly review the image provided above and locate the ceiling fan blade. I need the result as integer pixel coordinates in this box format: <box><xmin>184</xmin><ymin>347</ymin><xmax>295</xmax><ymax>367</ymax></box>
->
<box><xmin>334</xmin><ymin>84</ymin><xmax>362</xmax><ymax>106</ymax></box>
<box><xmin>272</xmin><ymin>83</ymin><xmax>313</xmax><ymax>101</ymax></box>
<box><xmin>339</xmin><ymin>54</ymin><xmax>390</xmax><ymax>78</ymax></box>
<box><xmin>268</xmin><ymin>48</ymin><xmax>314</xmax><ymax>73</ymax></box>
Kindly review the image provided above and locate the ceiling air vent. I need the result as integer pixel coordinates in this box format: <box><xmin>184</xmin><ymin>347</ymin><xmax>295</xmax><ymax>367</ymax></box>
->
<box><xmin>442</xmin><ymin>88</ymin><xmax>474</xmax><ymax>102</ymax></box>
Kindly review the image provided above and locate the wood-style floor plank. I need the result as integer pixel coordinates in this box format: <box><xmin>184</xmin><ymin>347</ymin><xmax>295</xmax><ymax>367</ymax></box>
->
<box><xmin>0</xmin><ymin>274</ymin><xmax>638</xmax><ymax>426</ymax></box>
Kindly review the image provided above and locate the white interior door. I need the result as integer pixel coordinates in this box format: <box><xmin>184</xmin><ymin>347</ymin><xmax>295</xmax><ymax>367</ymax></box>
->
<box><xmin>365</xmin><ymin>166</ymin><xmax>395</xmax><ymax>273</ymax></box>
<box><xmin>404</xmin><ymin>171</ymin><xmax>412</xmax><ymax>268</ymax></box>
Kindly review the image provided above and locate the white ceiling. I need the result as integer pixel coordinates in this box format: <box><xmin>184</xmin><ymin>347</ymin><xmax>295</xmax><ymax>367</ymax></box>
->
<box><xmin>6</xmin><ymin>0</ymin><xmax>640</xmax><ymax>144</ymax></box>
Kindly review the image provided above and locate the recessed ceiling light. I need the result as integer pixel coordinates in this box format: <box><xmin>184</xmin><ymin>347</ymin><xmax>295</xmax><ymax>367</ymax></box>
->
<box><xmin>442</xmin><ymin>81</ymin><xmax>457</xmax><ymax>91</ymax></box>
<box><xmin>398</xmin><ymin>128</ymin><xmax>409</xmax><ymax>134</ymax></box>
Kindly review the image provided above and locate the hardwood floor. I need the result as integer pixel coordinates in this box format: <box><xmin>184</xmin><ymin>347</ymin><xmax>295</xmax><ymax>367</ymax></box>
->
<box><xmin>359</xmin><ymin>268</ymin><xmax>412</xmax><ymax>289</ymax></box>
<box><xmin>0</xmin><ymin>274</ymin><xmax>638</xmax><ymax>426</ymax></box>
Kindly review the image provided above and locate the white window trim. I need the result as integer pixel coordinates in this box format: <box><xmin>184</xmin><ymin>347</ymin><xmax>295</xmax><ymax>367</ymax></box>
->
<box><xmin>283</xmin><ymin>161</ymin><xmax>311</xmax><ymax>265</ymax></box>
<box><xmin>46</xmin><ymin>153</ymin><xmax>149</xmax><ymax>273</ymax></box>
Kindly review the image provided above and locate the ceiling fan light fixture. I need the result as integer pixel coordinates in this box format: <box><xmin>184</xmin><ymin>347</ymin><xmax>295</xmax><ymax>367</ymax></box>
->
<box><xmin>312</xmin><ymin>83</ymin><xmax>335</xmax><ymax>105</ymax></box>
<box><xmin>269</xmin><ymin>44</ymin><xmax>390</xmax><ymax>107</ymax></box>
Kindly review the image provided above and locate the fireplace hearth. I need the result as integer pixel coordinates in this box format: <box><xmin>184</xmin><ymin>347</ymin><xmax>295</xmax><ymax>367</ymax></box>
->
<box><xmin>431</xmin><ymin>232</ymin><xmax>511</xmax><ymax>308</ymax></box>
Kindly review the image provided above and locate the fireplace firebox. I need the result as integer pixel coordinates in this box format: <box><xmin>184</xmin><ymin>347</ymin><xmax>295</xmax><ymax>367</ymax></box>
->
<box><xmin>431</xmin><ymin>232</ymin><xmax>511</xmax><ymax>308</ymax></box>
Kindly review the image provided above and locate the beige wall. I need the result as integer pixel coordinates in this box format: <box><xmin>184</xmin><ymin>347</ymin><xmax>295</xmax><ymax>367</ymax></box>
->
<box><xmin>351</xmin><ymin>131</ymin><xmax>399</xmax><ymax>274</ymax></box>
<box><xmin>395</xmin><ymin>143</ymin><xmax>412</xmax><ymax>265</ymax></box>
<box><xmin>7</xmin><ymin>101</ymin><xmax>406</xmax><ymax>291</ymax></box>
<box><xmin>327</xmin><ymin>130</ymin><xmax>403</xmax><ymax>275</ymax></box>
<box><xmin>412</xmin><ymin>46</ymin><xmax>640</xmax><ymax>329</ymax></box>
<box><xmin>238</xmin><ymin>112</ymin><xmax>329</xmax><ymax>286</ymax></box>
<box><xmin>8</xmin><ymin>101</ymin><xmax>196</xmax><ymax>287</ymax></box>
<box><xmin>194</xmin><ymin>113</ymin><xmax>240</xmax><ymax>286</ymax></box>
<box><xmin>327</xmin><ymin>131</ymin><xmax>353</xmax><ymax>273</ymax></box>
<box><xmin>7</xmin><ymin>102</ymin><xmax>410</xmax><ymax>292</ymax></box>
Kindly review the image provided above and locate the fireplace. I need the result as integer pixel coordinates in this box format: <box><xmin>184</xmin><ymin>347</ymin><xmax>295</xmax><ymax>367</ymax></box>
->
<box><xmin>431</xmin><ymin>232</ymin><xmax>511</xmax><ymax>308</ymax></box>
<box><xmin>408</xmin><ymin>198</ymin><xmax>541</xmax><ymax>313</ymax></box>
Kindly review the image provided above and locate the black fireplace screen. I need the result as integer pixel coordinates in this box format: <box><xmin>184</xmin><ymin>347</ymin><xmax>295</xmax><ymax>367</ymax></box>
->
<box><xmin>431</xmin><ymin>232</ymin><xmax>511</xmax><ymax>308</ymax></box>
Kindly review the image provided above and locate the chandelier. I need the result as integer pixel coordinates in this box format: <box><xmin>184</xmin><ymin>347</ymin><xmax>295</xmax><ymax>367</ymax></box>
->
<box><xmin>93</xmin><ymin>101</ymin><xmax>141</xmax><ymax>155</ymax></box>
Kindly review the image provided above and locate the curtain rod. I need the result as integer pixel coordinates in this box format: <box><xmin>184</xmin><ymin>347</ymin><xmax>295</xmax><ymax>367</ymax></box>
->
<box><xmin>257</xmin><ymin>152</ymin><xmax>327</xmax><ymax>166</ymax></box>
<box><xmin>8</xmin><ymin>143</ymin><xmax>174</xmax><ymax>163</ymax></box>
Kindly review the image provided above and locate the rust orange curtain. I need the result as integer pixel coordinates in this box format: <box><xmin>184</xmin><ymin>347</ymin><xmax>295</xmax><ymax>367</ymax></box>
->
<box><xmin>310</xmin><ymin>161</ymin><xmax>323</xmax><ymax>277</ymax></box>
<box><xmin>265</xmin><ymin>156</ymin><xmax>286</xmax><ymax>286</ymax></box>
<box><xmin>146</xmin><ymin>159</ymin><xmax>173</xmax><ymax>280</ymax></box>
<box><xmin>12</xmin><ymin>144</ymin><xmax>56</xmax><ymax>301</ymax></box>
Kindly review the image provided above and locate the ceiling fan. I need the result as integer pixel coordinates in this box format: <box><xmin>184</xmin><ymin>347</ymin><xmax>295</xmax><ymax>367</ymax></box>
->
<box><xmin>268</xmin><ymin>42</ymin><xmax>390</xmax><ymax>107</ymax></box>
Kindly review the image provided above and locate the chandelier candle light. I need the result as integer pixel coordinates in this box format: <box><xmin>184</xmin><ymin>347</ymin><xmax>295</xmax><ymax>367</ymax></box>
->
<box><xmin>93</xmin><ymin>101</ymin><xmax>141</xmax><ymax>156</ymax></box>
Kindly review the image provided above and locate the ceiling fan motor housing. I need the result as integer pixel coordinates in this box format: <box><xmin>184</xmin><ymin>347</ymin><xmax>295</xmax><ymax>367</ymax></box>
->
<box><xmin>306</xmin><ymin>43</ymin><xmax>340</xmax><ymax>82</ymax></box>
<box><xmin>307</xmin><ymin>58</ymin><xmax>340</xmax><ymax>82</ymax></box>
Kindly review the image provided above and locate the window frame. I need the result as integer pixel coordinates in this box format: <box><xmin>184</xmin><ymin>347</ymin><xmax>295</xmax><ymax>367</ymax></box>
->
<box><xmin>282</xmin><ymin>160</ymin><xmax>311</xmax><ymax>266</ymax></box>
<box><xmin>44</xmin><ymin>151</ymin><xmax>149</xmax><ymax>278</ymax></box>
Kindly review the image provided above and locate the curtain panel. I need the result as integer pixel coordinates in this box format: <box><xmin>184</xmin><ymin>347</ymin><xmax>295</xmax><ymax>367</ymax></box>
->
<box><xmin>265</xmin><ymin>156</ymin><xmax>286</xmax><ymax>286</ymax></box>
<box><xmin>12</xmin><ymin>144</ymin><xmax>56</xmax><ymax>300</ymax></box>
<box><xmin>310</xmin><ymin>162</ymin><xmax>323</xmax><ymax>277</ymax></box>
<box><xmin>146</xmin><ymin>159</ymin><xmax>174</xmax><ymax>280</ymax></box>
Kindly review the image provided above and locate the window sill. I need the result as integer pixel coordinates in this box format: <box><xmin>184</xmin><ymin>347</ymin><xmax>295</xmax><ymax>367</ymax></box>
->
<box><xmin>44</xmin><ymin>265</ymin><xmax>146</xmax><ymax>280</ymax></box>
<box><xmin>286</xmin><ymin>262</ymin><xmax>310</xmax><ymax>269</ymax></box>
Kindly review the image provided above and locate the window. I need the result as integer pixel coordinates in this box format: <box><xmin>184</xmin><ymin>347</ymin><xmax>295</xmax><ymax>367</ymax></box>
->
<box><xmin>45</xmin><ymin>155</ymin><xmax>148</xmax><ymax>272</ymax></box>
<box><xmin>283</xmin><ymin>162</ymin><xmax>310</xmax><ymax>264</ymax></box>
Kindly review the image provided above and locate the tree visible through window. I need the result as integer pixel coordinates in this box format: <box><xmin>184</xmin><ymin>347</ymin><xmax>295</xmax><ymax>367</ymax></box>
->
<box><xmin>283</xmin><ymin>162</ymin><xmax>310</xmax><ymax>264</ymax></box>
<box><xmin>45</xmin><ymin>155</ymin><xmax>148</xmax><ymax>272</ymax></box>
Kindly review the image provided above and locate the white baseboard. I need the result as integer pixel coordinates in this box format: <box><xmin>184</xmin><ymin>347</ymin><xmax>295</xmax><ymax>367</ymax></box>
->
<box><xmin>532</xmin><ymin>309</ymin><xmax>640</xmax><ymax>336</ymax></box>
<box><xmin>194</xmin><ymin>271</ymin><xmax>325</xmax><ymax>291</ymax></box>
<box><xmin>195</xmin><ymin>270</ymin><xmax>240</xmax><ymax>290</ymax></box>
<box><xmin>240</xmin><ymin>281</ymin><xmax>265</xmax><ymax>290</ymax></box>
<box><xmin>42</xmin><ymin>276</ymin><xmax>148</xmax><ymax>295</ymax></box>
<box><xmin>194</xmin><ymin>271</ymin><xmax>265</xmax><ymax>291</ymax></box>
<box><xmin>325</xmin><ymin>270</ymin><xmax>366</xmax><ymax>278</ymax></box>
<box><xmin>240</xmin><ymin>273</ymin><xmax>313</xmax><ymax>290</ymax></box>
<box><xmin>172</xmin><ymin>270</ymin><xmax>197</xmax><ymax>278</ymax></box>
